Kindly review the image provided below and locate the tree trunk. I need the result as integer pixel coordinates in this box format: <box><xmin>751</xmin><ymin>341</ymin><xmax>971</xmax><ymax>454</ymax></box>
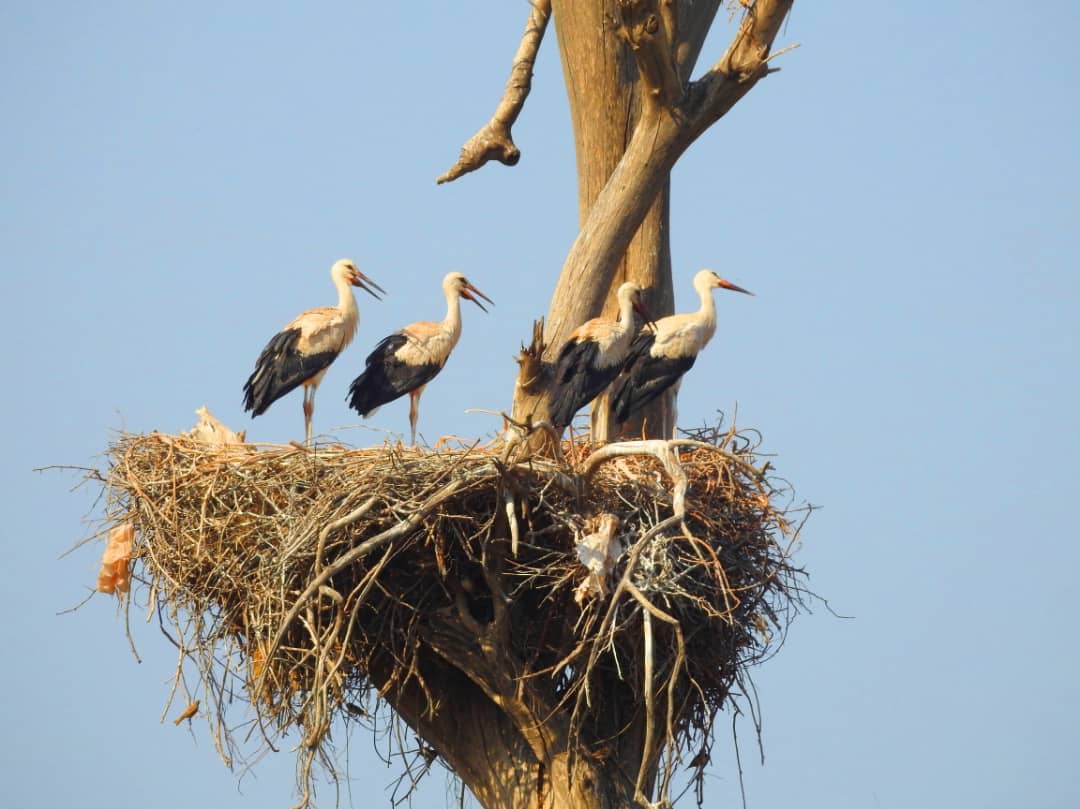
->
<box><xmin>428</xmin><ymin>3</ymin><xmax>796</xmax><ymax>805</ymax></box>
<box><xmin>511</xmin><ymin>1</ymin><xmax>724</xmax><ymax>443</ymax></box>
<box><xmin>372</xmin><ymin>605</ymin><xmax>640</xmax><ymax>809</ymax></box>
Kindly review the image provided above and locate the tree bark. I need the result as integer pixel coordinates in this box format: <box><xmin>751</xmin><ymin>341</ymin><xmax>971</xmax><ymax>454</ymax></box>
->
<box><xmin>370</xmin><ymin>561</ymin><xmax>641</xmax><ymax>809</ymax></box>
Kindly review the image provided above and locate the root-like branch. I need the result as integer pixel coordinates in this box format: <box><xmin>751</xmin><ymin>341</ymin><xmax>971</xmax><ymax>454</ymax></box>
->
<box><xmin>315</xmin><ymin>495</ymin><xmax>378</xmax><ymax>572</ymax></box>
<box><xmin>581</xmin><ymin>439</ymin><xmax>689</xmax><ymax>518</ymax></box>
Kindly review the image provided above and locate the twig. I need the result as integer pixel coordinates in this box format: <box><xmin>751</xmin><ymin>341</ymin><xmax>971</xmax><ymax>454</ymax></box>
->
<box><xmin>763</xmin><ymin>41</ymin><xmax>800</xmax><ymax>64</ymax></box>
<box><xmin>504</xmin><ymin>486</ymin><xmax>520</xmax><ymax>557</ymax></box>
<box><xmin>635</xmin><ymin>608</ymin><xmax>656</xmax><ymax>806</ymax></box>
<box><xmin>315</xmin><ymin>495</ymin><xmax>379</xmax><ymax>572</ymax></box>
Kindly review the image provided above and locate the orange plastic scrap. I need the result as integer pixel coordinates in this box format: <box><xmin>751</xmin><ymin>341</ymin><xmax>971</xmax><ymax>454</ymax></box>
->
<box><xmin>97</xmin><ymin>523</ymin><xmax>135</xmax><ymax>594</ymax></box>
<box><xmin>173</xmin><ymin>700</ymin><xmax>200</xmax><ymax>726</ymax></box>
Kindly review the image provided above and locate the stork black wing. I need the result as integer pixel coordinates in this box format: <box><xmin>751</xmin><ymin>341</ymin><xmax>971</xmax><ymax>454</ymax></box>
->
<box><xmin>347</xmin><ymin>333</ymin><xmax>443</xmax><ymax>417</ymax></box>
<box><xmin>611</xmin><ymin>349</ymin><xmax>695</xmax><ymax>425</ymax></box>
<box><xmin>243</xmin><ymin>328</ymin><xmax>338</xmax><ymax>417</ymax></box>
<box><xmin>623</xmin><ymin>330</ymin><xmax>656</xmax><ymax>366</ymax></box>
<box><xmin>550</xmin><ymin>339</ymin><xmax>620</xmax><ymax>428</ymax></box>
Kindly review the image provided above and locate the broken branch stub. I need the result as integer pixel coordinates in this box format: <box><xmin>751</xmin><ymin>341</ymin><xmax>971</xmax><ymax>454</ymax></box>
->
<box><xmin>616</xmin><ymin>0</ymin><xmax>682</xmax><ymax>107</ymax></box>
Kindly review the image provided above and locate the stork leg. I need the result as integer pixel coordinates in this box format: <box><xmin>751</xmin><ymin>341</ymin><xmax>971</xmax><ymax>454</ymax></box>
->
<box><xmin>669</xmin><ymin>380</ymin><xmax>682</xmax><ymax>439</ymax></box>
<box><xmin>303</xmin><ymin>386</ymin><xmax>315</xmax><ymax>445</ymax></box>
<box><xmin>408</xmin><ymin>387</ymin><xmax>424</xmax><ymax>446</ymax></box>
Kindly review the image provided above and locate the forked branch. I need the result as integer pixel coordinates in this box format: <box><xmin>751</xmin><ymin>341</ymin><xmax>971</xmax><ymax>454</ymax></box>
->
<box><xmin>424</xmin><ymin>613</ymin><xmax>559</xmax><ymax>759</ymax></box>
<box><xmin>690</xmin><ymin>0</ymin><xmax>795</xmax><ymax>130</ymax></box>
<box><xmin>537</xmin><ymin>0</ymin><xmax>795</xmax><ymax>354</ymax></box>
<box><xmin>437</xmin><ymin>0</ymin><xmax>552</xmax><ymax>184</ymax></box>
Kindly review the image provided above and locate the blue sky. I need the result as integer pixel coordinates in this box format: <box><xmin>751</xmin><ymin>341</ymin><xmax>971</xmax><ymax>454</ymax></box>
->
<box><xmin>4</xmin><ymin>2</ymin><xmax>1079</xmax><ymax>807</ymax></box>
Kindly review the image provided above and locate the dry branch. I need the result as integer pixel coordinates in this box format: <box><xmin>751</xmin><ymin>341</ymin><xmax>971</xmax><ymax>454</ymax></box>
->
<box><xmin>437</xmin><ymin>0</ymin><xmax>552</xmax><ymax>184</ymax></box>
<box><xmin>85</xmin><ymin>421</ymin><xmax>807</xmax><ymax>807</ymax></box>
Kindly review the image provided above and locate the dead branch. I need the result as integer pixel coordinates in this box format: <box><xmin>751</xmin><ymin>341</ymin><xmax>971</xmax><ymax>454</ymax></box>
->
<box><xmin>581</xmin><ymin>438</ymin><xmax>690</xmax><ymax>517</ymax></box>
<box><xmin>514</xmin><ymin>317</ymin><xmax>548</xmax><ymax>395</ymax></box>
<box><xmin>715</xmin><ymin>0</ymin><xmax>792</xmax><ymax>78</ymax></box>
<box><xmin>315</xmin><ymin>495</ymin><xmax>377</xmax><ymax>572</ymax></box>
<box><xmin>437</xmin><ymin>0</ymin><xmax>552</xmax><ymax>184</ymax></box>
<box><xmin>689</xmin><ymin>0</ymin><xmax>794</xmax><ymax>130</ymax></box>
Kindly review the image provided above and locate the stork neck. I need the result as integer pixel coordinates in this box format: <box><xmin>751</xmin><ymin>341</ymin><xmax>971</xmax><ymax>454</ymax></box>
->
<box><xmin>443</xmin><ymin>289</ymin><xmax>463</xmax><ymax>341</ymax></box>
<box><xmin>696</xmin><ymin>283</ymin><xmax>718</xmax><ymax>338</ymax></box>
<box><xmin>617</xmin><ymin>293</ymin><xmax>636</xmax><ymax>334</ymax></box>
<box><xmin>335</xmin><ymin>275</ymin><xmax>358</xmax><ymax>321</ymax></box>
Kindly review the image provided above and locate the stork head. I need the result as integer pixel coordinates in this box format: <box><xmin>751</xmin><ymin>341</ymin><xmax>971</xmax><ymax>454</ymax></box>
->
<box><xmin>695</xmin><ymin>269</ymin><xmax>753</xmax><ymax>297</ymax></box>
<box><xmin>616</xmin><ymin>282</ymin><xmax>655</xmax><ymax>327</ymax></box>
<box><xmin>444</xmin><ymin>272</ymin><xmax>494</xmax><ymax>312</ymax></box>
<box><xmin>332</xmin><ymin>258</ymin><xmax>385</xmax><ymax>299</ymax></box>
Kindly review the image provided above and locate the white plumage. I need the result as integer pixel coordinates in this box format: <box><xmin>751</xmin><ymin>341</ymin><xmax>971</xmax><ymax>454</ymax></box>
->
<box><xmin>549</xmin><ymin>281</ymin><xmax>652</xmax><ymax>429</ymax></box>
<box><xmin>612</xmin><ymin>269</ymin><xmax>752</xmax><ymax>433</ymax></box>
<box><xmin>243</xmin><ymin>258</ymin><xmax>383</xmax><ymax>444</ymax></box>
<box><xmin>348</xmin><ymin>272</ymin><xmax>492</xmax><ymax>444</ymax></box>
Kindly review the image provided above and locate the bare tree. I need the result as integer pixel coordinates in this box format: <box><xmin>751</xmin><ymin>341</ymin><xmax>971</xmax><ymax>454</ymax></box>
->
<box><xmin>92</xmin><ymin>6</ymin><xmax>801</xmax><ymax>809</ymax></box>
<box><xmin>441</xmin><ymin>0</ymin><xmax>793</xmax><ymax>442</ymax></box>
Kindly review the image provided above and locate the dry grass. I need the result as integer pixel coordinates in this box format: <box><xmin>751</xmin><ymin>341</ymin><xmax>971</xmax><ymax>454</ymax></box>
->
<box><xmin>87</xmin><ymin>422</ymin><xmax>808</xmax><ymax>807</ymax></box>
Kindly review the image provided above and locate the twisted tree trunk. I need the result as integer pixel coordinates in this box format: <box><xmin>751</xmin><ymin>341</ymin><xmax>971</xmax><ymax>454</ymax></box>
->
<box><xmin>507</xmin><ymin>0</ymin><xmax>790</xmax><ymax>446</ymax></box>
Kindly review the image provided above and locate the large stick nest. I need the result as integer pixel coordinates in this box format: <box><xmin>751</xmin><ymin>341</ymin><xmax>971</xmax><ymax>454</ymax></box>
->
<box><xmin>91</xmin><ymin>423</ymin><xmax>807</xmax><ymax>806</ymax></box>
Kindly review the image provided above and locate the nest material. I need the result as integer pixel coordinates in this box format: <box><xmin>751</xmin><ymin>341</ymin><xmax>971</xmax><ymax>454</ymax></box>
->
<box><xmin>94</xmin><ymin>424</ymin><xmax>805</xmax><ymax>806</ymax></box>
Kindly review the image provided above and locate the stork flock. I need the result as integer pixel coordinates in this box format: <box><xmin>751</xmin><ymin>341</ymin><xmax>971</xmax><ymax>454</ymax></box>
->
<box><xmin>549</xmin><ymin>270</ymin><xmax>752</xmax><ymax>434</ymax></box>
<box><xmin>241</xmin><ymin>260</ymin><xmax>750</xmax><ymax>444</ymax></box>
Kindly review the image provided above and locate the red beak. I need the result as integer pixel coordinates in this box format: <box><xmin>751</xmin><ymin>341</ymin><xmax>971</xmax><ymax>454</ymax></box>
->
<box><xmin>462</xmin><ymin>282</ymin><xmax>494</xmax><ymax>312</ymax></box>
<box><xmin>352</xmin><ymin>271</ymin><xmax>386</xmax><ymax>299</ymax></box>
<box><xmin>716</xmin><ymin>278</ymin><xmax>753</xmax><ymax>296</ymax></box>
<box><xmin>631</xmin><ymin>295</ymin><xmax>657</xmax><ymax>332</ymax></box>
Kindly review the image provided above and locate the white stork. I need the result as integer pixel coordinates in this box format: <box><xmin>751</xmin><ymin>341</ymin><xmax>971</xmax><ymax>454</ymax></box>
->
<box><xmin>242</xmin><ymin>258</ymin><xmax>384</xmax><ymax>444</ymax></box>
<box><xmin>347</xmin><ymin>272</ymin><xmax>492</xmax><ymax>444</ymax></box>
<box><xmin>611</xmin><ymin>269</ymin><xmax>752</xmax><ymax>432</ymax></box>
<box><xmin>549</xmin><ymin>281</ymin><xmax>652</xmax><ymax>429</ymax></box>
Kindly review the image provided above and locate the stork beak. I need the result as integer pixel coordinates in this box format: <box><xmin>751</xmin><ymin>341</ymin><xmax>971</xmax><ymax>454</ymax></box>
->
<box><xmin>717</xmin><ymin>278</ymin><xmax>753</xmax><ymax>296</ymax></box>
<box><xmin>631</xmin><ymin>296</ymin><xmax>657</xmax><ymax>332</ymax></box>
<box><xmin>461</xmin><ymin>282</ymin><xmax>494</xmax><ymax>313</ymax></box>
<box><xmin>352</xmin><ymin>271</ymin><xmax>386</xmax><ymax>299</ymax></box>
